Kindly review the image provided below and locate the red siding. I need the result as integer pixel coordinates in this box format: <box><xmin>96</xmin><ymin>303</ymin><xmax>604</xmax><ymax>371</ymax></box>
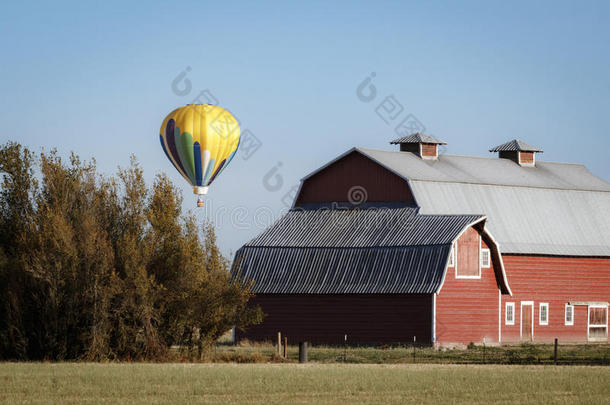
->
<box><xmin>296</xmin><ymin>151</ymin><xmax>414</xmax><ymax>205</ymax></box>
<box><xmin>500</xmin><ymin>255</ymin><xmax>610</xmax><ymax>343</ymax></box>
<box><xmin>436</xmin><ymin>231</ymin><xmax>502</xmax><ymax>345</ymax></box>
<box><xmin>237</xmin><ymin>294</ymin><xmax>432</xmax><ymax>344</ymax></box>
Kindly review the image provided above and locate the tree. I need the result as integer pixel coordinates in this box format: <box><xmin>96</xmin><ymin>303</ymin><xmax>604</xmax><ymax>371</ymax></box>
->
<box><xmin>0</xmin><ymin>142</ymin><xmax>262</xmax><ymax>360</ymax></box>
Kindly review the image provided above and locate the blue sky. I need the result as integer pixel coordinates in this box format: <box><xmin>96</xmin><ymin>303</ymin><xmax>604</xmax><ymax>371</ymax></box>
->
<box><xmin>1</xmin><ymin>1</ymin><xmax>609</xmax><ymax>255</ymax></box>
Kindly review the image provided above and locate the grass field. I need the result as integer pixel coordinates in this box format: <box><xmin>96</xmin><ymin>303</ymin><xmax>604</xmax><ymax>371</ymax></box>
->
<box><xmin>1</xmin><ymin>363</ymin><xmax>609</xmax><ymax>404</ymax></box>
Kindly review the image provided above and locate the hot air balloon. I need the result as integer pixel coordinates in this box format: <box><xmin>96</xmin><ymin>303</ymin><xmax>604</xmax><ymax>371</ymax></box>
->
<box><xmin>159</xmin><ymin>104</ymin><xmax>240</xmax><ymax>207</ymax></box>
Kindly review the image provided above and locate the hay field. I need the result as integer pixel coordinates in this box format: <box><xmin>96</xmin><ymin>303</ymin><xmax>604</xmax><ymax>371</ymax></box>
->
<box><xmin>1</xmin><ymin>363</ymin><xmax>609</xmax><ymax>404</ymax></box>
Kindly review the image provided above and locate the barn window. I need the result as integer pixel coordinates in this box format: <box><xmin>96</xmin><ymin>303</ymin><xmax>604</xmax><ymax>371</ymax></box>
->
<box><xmin>455</xmin><ymin>228</ymin><xmax>480</xmax><ymax>278</ymax></box>
<box><xmin>505</xmin><ymin>302</ymin><xmax>515</xmax><ymax>325</ymax></box>
<box><xmin>481</xmin><ymin>248</ymin><xmax>490</xmax><ymax>268</ymax></box>
<box><xmin>539</xmin><ymin>303</ymin><xmax>549</xmax><ymax>325</ymax></box>
<box><xmin>565</xmin><ymin>304</ymin><xmax>574</xmax><ymax>326</ymax></box>
<box><xmin>588</xmin><ymin>305</ymin><xmax>608</xmax><ymax>341</ymax></box>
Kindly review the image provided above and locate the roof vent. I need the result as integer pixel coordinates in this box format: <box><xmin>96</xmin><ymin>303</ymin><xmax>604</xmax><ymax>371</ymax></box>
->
<box><xmin>390</xmin><ymin>133</ymin><xmax>446</xmax><ymax>160</ymax></box>
<box><xmin>489</xmin><ymin>139</ymin><xmax>543</xmax><ymax>167</ymax></box>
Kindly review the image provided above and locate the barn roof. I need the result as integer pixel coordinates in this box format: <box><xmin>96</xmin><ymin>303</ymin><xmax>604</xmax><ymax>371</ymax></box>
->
<box><xmin>489</xmin><ymin>139</ymin><xmax>543</xmax><ymax>152</ymax></box>
<box><xmin>390</xmin><ymin>133</ymin><xmax>447</xmax><ymax>145</ymax></box>
<box><xmin>301</xmin><ymin>147</ymin><xmax>610</xmax><ymax>256</ymax></box>
<box><xmin>232</xmin><ymin>207</ymin><xmax>511</xmax><ymax>294</ymax></box>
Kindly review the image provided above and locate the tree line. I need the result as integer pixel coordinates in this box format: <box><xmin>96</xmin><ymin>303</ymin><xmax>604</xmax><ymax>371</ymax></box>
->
<box><xmin>0</xmin><ymin>142</ymin><xmax>262</xmax><ymax>360</ymax></box>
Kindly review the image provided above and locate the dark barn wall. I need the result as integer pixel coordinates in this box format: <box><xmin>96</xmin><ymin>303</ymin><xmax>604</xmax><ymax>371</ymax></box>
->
<box><xmin>237</xmin><ymin>294</ymin><xmax>432</xmax><ymax>344</ymax></box>
<box><xmin>295</xmin><ymin>151</ymin><xmax>415</xmax><ymax>205</ymax></box>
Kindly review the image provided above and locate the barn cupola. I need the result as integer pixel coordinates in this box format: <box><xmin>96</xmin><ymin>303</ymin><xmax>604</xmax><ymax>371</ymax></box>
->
<box><xmin>489</xmin><ymin>139</ymin><xmax>543</xmax><ymax>167</ymax></box>
<box><xmin>390</xmin><ymin>133</ymin><xmax>446</xmax><ymax>160</ymax></box>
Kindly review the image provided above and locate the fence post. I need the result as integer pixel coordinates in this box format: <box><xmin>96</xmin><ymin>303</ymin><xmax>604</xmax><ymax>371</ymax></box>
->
<box><xmin>299</xmin><ymin>341</ymin><xmax>308</xmax><ymax>363</ymax></box>
<box><xmin>344</xmin><ymin>334</ymin><xmax>347</xmax><ymax>363</ymax></box>
<box><xmin>554</xmin><ymin>338</ymin><xmax>558</xmax><ymax>365</ymax></box>
<box><xmin>283</xmin><ymin>336</ymin><xmax>288</xmax><ymax>358</ymax></box>
<box><xmin>413</xmin><ymin>336</ymin><xmax>416</xmax><ymax>363</ymax></box>
<box><xmin>277</xmin><ymin>332</ymin><xmax>282</xmax><ymax>356</ymax></box>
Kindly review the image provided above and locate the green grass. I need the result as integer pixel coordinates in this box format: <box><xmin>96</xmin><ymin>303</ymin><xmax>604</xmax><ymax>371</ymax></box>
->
<box><xmin>1</xmin><ymin>363</ymin><xmax>609</xmax><ymax>404</ymax></box>
<box><xmin>209</xmin><ymin>342</ymin><xmax>610</xmax><ymax>365</ymax></box>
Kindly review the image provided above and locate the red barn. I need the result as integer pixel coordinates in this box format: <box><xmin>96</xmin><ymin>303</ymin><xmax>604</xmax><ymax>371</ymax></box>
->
<box><xmin>232</xmin><ymin>134</ymin><xmax>610</xmax><ymax>346</ymax></box>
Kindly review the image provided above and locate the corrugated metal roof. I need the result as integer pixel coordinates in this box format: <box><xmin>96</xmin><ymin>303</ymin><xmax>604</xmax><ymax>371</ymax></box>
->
<box><xmin>489</xmin><ymin>139</ymin><xmax>543</xmax><ymax>152</ymax></box>
<box><xmin>233</xmin><ymin>245</ymin><xmax>451</xmax><ymax>294</ymax></box>
<box><xmin>232</xmin><ymin>207</ymin><xmax>486</xmax><ymax>294</ymax></box>
<box><xmin>357</xmin><ymin>148</ymin><xmax>610</xmax><ymax>192</ymax></box>
<box><xmin>350</xmin><ymin>148</ymin><xmax>610</xmax><ymax>256</ymax></box>
<box><xmin>245</xmin><ymin>207</ymin><xmax>483</xmax><ymax>248</ymax></box>
<box><xmin>390</xmin><ymin>133</ymin><xmax>447</xmax><ymax>145</ymax></box>
<box><xmin>411</xmin><ymin>181</ymin><xmax>610</xmax><ymax>256</ymax></box>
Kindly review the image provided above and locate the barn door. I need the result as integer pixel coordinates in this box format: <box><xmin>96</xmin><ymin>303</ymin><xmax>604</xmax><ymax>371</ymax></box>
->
<box><xmin>521</xmin><ymin>302</ymin><xmax>533</xmax><ymax>342</ymax></box>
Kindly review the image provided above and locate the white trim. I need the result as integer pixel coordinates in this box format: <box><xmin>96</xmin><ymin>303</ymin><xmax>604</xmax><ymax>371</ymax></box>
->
<box><xmin>290</xmin><ymin>180</ymin><xmax>304</xmax><ymax>209</ymax></box>
<box><xmin>569</xmin><ymin>301</ymin><xmax>609</xmax><ymax>306</ymax></box>
<box><xmin>431</xmin><ymin>293</ymin><xmax>437</xmax><ymax>344</ymax></box>
<box><xmin>455</xmin><ymin>232</ymin><xmax>481</xmax><ymax>279</ymax></box>
<box><xmin>448</xmin><ymin>244</ymin><xmax>455</xmax><ymax>267</ymax></box>
<box><xmin>520</xmin><ymin>301</ymin><xmax>534</xmax><ymax>341</ymax></box>
<box><xmin>498</xmin><ymin>289</ymin><xmax>502</xmax><ymax>342</ymax></box>
<box><xmin>539</xmin><ymin>303</ymin><xmax>549</xmax><ymax>325</ymax></box>
<box><xmin>481</xmin><ymin>248</ymin><xmax>491</xmax><ymax>268</ymax></box>
<box><xmin>564</xmin><ymin>304</ymin><xmax>574</xmax><ymax>326</ymax></box>
<box><xmin>481</xmin><ymin>228</ymin><xmax>512</xmax><ymax>295</ymax></box>
<box><xmin>505</xmin><ymin>302</ymin><xmax>515</xmax><ymax>325</ymax></box>
<box><xmin>587</xmin><ymin>304</ymin><xmax>608</xmax><ymax>342</ymax></box>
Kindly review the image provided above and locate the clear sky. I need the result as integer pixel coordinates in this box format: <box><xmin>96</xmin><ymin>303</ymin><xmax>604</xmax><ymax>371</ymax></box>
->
<box><xmin>1</xmin><ymin>1</ymin><xmax>609</xmax><ymax>256</ymax></box>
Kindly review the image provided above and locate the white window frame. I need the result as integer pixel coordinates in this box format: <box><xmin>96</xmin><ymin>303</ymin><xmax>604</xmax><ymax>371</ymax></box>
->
<box><xmin>448</xmin><ymin>244</ymin><xmax>456</xmax><ymax>268</ymax></box>
<box><xmin>455</xmin><ymin>234</ymin><xmax>481</xmax><ymax>279</ymax></box>
<box><xmin>481</xmin><ymin>248</ymin><xmax>491</xmax><ymax>268</ymax></box>
<box><xmin>539</xmin><ymin>303</ymin><xmax>549</xmax><ymax>325</ymax></box>
<box><xmin>505</xmin><ymin>302</ymin><xmax>515</xmax><ymax>325</ymax></box>
<box><xmin>564</xmin><ymin>304</ymin><xmax>574</xmax><ymax>326</ymax></box>
<box><xmin>587</xmin><ymin>304</ymin><xmax>608</xmax><ymax>341</ymax></box>
<box><xmin>520</xmin><ymin>301</ymin><xmax>534</xmax><ymax>341</ymax></box>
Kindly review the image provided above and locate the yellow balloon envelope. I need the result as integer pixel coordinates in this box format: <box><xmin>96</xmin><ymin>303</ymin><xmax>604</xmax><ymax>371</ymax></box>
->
<box><xmin>159</xmin><ymin>104</ymin><xmax>240</xmax><ymax>206</ymax></box>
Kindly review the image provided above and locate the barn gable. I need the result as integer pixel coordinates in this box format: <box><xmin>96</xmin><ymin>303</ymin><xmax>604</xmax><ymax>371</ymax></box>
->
<box><xmin>295</xmin><ymin>150</ymin><xmax>414</xmax><ymax>205</ymax></box>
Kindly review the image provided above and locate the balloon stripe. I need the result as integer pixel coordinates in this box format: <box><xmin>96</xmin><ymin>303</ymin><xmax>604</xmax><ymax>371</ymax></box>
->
<box><xmin>179</xmin><ymin>131</ymin><xmax>196</xmax><ymax>183</ymax></box>
<box><xmin>202</xmin><ymin>157</ymin><xmax>216</xmax><ymax>185</ymax></box>
<box><xmin>165</xmin><ymin>119</ymin><xmax>187</xmax><ymax>175</ymax></box>
<box><xmin>207</xmin><ymin>159</ymin><xmax>226</xmax><ymax>186</ymax></box>
<box><xmin>194</xmin><ymin>142</ymin><xmax>203</xmax><ymax>186</ymax></box>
